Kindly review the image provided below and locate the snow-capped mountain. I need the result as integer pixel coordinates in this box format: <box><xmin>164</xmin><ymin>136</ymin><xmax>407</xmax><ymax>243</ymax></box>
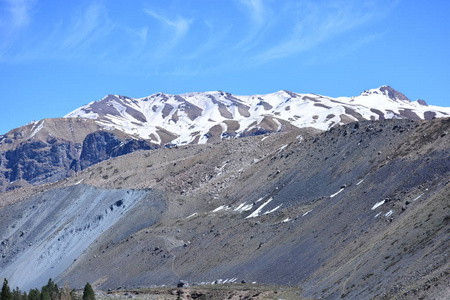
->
<box><xmin>65</xmin><ymin>85</ymin><xmax>450</xmax><ymax>145</ymax></box>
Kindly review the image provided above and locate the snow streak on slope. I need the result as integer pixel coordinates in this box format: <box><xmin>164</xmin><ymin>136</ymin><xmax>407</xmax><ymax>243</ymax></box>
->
<box><xmin>65</xmin><ymin>86</ymin><xmax>450</xmax><ymax>145</ymax></box>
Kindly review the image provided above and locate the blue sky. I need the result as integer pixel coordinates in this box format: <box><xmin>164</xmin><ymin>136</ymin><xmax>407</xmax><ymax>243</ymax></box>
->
<box><xmin>0</xmin><ymin>0</ymin><xmax>449</xmax><ymax>134</ymax></box>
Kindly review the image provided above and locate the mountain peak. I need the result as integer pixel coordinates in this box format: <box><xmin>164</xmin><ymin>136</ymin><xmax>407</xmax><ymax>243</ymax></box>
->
<box><xmin>379</xmin><ymin>85</ymin><xmax>410</xmax><ymax>102</ymax></box>
<box><xmin>360</xmin><ymin>85</ymin><xmax>410</xmax><ymax>102</ymax></box>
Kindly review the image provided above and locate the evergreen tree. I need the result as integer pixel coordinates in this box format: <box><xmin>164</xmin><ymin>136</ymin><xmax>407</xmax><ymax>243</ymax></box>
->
<box><xmin>40</xmin><ymin>288</ymin><xmax>50</xmax><ymax>300</ymax></box>
<box><xmin>28</xmin><ymin>288</ymin><xmax>40</xmax><ymax>300</ymax></box>
<box><xmin>1</xmin><ymin>279</ymin><xmax>12</xmax><ymax>300</ymax></box>
<box><xmin>41</xmin><ymin>279</ymin><xmax>59</xmax><ymax>300</ymax></box>
<box><xmin>82</xmin><ymin>283</ymin><xmax>94</xmax><ymax>300</ymax></box>
<box><xmin>1</xmin><ymin>278</ymin><xmax>12</xmax><ymax>300</ymax></box>
<box><xmin>11</xmin><ymin>287</ymin><xmax>22</xmax><ymax>300</ymax></box>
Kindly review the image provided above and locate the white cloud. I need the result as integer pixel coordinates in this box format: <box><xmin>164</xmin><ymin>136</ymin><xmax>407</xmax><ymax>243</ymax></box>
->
<box><xmin>0</xmin><ymin>1</ymin><xmax>116</xmax><ymax>62</ymax></box>
<box><xmin>60</xmin><ymin>2</ymin><xmax>115</xmax><ymax>55</ymax></box>
<box><xmin>5</xmin><ymin>0</ymin><xmax>34</xmax><ymax>28</ymax></box>
<box><xmin>144</xmin><ymin>9</ymin><xmax>192</xmax><ymax>56</ymax></box>
<box><xmin>240</xmin><ymin>0</ymin><xmax>265</xmax><ymax>25</ymax></box>
<box><xmin>233</xmin><ymin>0</ymin><xmax>273</xmax><ymax>51</ymax></box>
<box><xmin>0</xmin><ymin>0</ymin><xmax>35</xmax><ymax>58</ymax></box>
<box><xmin>252</xmin><ymin>0</ymin><xmax>394</xmax><ymax>63</ymax></box>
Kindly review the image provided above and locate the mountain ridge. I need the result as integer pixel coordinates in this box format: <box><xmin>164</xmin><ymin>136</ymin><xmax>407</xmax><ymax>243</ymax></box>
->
<box><xmin>64</xmin><ymin>85</ymin><xmax>450</xmax><ymax>145</ymax></box>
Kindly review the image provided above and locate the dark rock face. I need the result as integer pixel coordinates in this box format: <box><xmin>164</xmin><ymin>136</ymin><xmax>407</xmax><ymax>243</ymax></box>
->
<box><xmin>417</xmin><ymin>99</ymin><xmax>428</xmax><ymax>106</ymax></box>
<box><xmin>0</xmin><ymin>131</ymin><xmax>156</xmax><ymax>192</ymax></box>
<box><xmin>424</xmin><ymin>111</ymin><xmax>437</xmax><ymax>120</ymax></box>
<box><xmin>80</xmin><ymin>131</ymin><xmax>156</xmax><ymax>169</ymax></box>
<box><xmin>3</xmin><ymin>140</ymin><xmax>79</xmax><ymax>184</ymax></box>
<box><xmin>380</xmin><ymin>85</ymin><xmax>410</xmax><ymax>101</ymax></box>
<box><xmin>79</xmin><ymin>131</ymin><xmax>122</xmax><ymax>170</ymax></box>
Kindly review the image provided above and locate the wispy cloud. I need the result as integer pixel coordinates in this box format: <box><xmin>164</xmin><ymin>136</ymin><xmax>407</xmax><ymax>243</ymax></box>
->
<box><xmin>144</xmin><ymin>9</ymin><xmax>192</xmax><ymax>56</ymax></box>
<box><xmin>3</xmin><ymin>0</ymin><xmax>34</xmax><ymax>28</ymax></box>
<box><xmin>0</xmin><ymin>0</ymin><xmax>35</xmax><ymax>58</ymax></box>
<box><xmin>0</xmin><ymin>1</ymin><xmax>117</xmax><ymax>62</ymax></box>
<box><xmin>233</xmin><ymin>0</ymin><xmax>273</xmax><ymax>51</ymax></box>
<box><xmin>306</xmin><ymin>32</ymin><xmax>384</xmax><ymax>66</ymax></box>
<box><xmin>241</xmin><ymin>0</ymin><xmax>265</xmax><ymax>25</ymax></box>
<box><xmin>0</xmin><ymin>0</ymin><xmax>396</xmax><ymax>75</ymax></box>
<box><xmin>253</xmin><ymin>0</ymin><xmax>392</xmax><ymax>63</ymax></box>
<box><xmin>61</xmin><ymin>2</ymin><xmax>114</xmax><ymax>53</ymax></box>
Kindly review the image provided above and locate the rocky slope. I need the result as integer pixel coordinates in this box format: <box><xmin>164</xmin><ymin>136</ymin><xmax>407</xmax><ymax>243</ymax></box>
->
<box><xmin>0</xmin><ymin>117</ymin><xmax>448</xmax><ymax>299</ymax></box>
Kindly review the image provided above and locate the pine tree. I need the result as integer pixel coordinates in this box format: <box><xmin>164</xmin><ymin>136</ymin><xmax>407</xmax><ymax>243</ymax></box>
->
<box><xmin>1</xmin><ymin>278</ymin><xmax>12</xmax><ymax>300</ymax></box>
<box><xmin>40</xmin><ymin>288</ymin><xmax>50</xmax><ymax>300</ymax></box>
<box><xmin>82</xmin><ymin>283</ymin><xmax>94</xmax><ymax>300</ymax></box>
<box><xmin>41</xmin><ymin>279</ymin><xmax>59</xmax><ymax>300</ymax></box>
<box><xmin>11</xmin><ymin>287</ymin><xmax>22</xmax><ymax>300</ymax></box>
<box><xmin>28</xmin><ymin>288</ymin><xmax>41</xmax><ymax>300</ymax></box>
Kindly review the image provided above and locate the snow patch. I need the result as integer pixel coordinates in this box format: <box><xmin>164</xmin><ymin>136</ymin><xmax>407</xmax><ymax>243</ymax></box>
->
<box><xmin>211</xmin><ymin>205</ymin><xmax>226</xmax><ymax>212</ymax></box>
<box><xmin>233</xmin><ymin>203</ymin><xmax>246</xmax><ymax>212</ymax></box>
<box><xmin>273</xmin><ymin>118</ymin><xmax>282</xmax><ymax>131</ymax></box>
<box><xmin>234</xmin><ymin>202</ymin><xmax>255</xmax><ymax>213</ymax></box>
<box><xmin>74</xmin><ymin>179</ymin><xmax>84</xmax><ymax>185</ymax></box>
<box><xmin>413</xmin><ymin>193</ymin><xmax>424</xmax><ymax>201</ymax></box>
<box><xmin>330</xmin><ymin>188</ymin><xmax>344</xmax><ymax>198</ymax></box>
<box><xmin>302</xmin><ymin>209</ymin><xmax>313</xmax><ymax>217</ymax></box>
<box><xmin>245</xmin><ymin>198</ymin><xmax>273</xmax><ymax>218</ymax></box>
<box><xmin>264</xmin><ymin>204</ymin><xmax>282</xmax><ymax>215</ymax></box>
<box><xmin>28</xmin><ymin>120</ymin><xmax>44</xmax><ymax>139</ymax></box>
<box><xmin>277</xmin><ymin>144</ymin><xmax>288</xmax><ymax>153</ymax></box>
<box><xmin>110</xmin><ymin>100</ymin><xmax>127</xmax><ymax>117</ymax></box>
<box><xmin>186</xmin><ymin>213</ymin><xmax>198</xmax><ymax>219</ymax></box>
<box><xmin>216</xmin><ymin>161</ymin><xmax>228</xmax><ymax>176</ymax></box>
<box><xmin>371</xmin><ymin>200</ymin><xmax>385</xmax><ymax>210</ymax></box>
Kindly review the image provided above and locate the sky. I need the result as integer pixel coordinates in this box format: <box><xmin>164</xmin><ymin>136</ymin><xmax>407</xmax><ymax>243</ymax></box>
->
<box><xmin>0</xmin><ymin>0</ymin><xmax>449</xmax><ymax>134</ymax></box>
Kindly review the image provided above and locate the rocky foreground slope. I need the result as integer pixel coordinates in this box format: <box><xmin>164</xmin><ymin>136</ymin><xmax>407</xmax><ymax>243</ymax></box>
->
<box><xmin>1</xmin><ymin>85</ymin><xmax>449</xmax><ymax>193</ymax></box>
<box><xmin>0</xmin><ymin>117</ymin><xmax>449</xmax><ymax>299</ymax></box>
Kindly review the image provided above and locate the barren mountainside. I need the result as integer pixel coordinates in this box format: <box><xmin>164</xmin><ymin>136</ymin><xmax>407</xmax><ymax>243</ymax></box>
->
<box><xmin>0</xmin><ymin>117</ymin><xmax>449</xmax><ymax>299</ymax></box>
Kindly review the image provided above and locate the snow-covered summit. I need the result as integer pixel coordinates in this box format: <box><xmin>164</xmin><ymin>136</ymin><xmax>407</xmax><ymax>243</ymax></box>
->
<box><xmin>360</xmin><ymin>85</ymin><xmax>410</xmax><ymax>102</ymax></box>
<box><xmin>65</xmin><ymin>86</ymin><xmax>450</xmax><ymax>145</ymax></box>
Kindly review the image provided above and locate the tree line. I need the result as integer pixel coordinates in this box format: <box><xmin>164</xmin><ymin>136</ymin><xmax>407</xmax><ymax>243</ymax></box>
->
<box><xmin>0</xmin><ymin>278</ymin><xmax>95</xmax><ymax>300</ymax></box>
